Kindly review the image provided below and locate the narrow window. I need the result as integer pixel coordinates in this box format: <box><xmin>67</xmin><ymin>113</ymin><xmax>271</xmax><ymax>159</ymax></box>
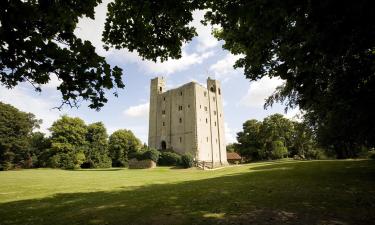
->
<box><xmin>206</xmin><ymin>118</ymin><xmax>208</xmax><ymax>124</ymax></box>
<box><xmin>210</xmin><ymin>87</ymin><xmax>215</xmax><ymax>92</ymax></box>
<box><xmin>163</xmin><ymin>97</ymin><xmax>165</xmax><ymax>101</ymax></box>
<box><xmin>214</xmin><ymin>110</ymin><xmax>217</xmax><ymax>115</ymax></box>
<box><xmin>178</xmin><ymin>105</ymin><xmax>183</xmax><ymax>111</ymax></box>
<box><xmin>188</xmin><ymin>104</ymin><xmax>190</xmax><ymax>108</ymax></box>
<box><xmin>162</xmin><ymin>110</ymin><xmax>166</xmax><ymax>115</ymax></box>
<box><xmin>204</xmin><ymin>91</ymin><xmax>207</xmax><ymax>97</ymax></box>
<box><xmin>162</xmin><ymin>122</ymin><xmax>165</xmax><ymax>126</ymax></box>
<box><xmin>214</xmin><ymin>121</ymin><xmax>217</xmax><ymax>126</ymax></box>
<box><xmin>204</xmin><ymin>106</ymin><xmax>207</xmax><ymax>111</ymax></box>
<box><xmin>180</xmin><ymin>91</ymin><xmax>183</xmax><ymax>96</ymax></box>
<box><xmin>179</xmin><ymin>118</ymin><xmax>182</xmax><ymax>123</ymax></box>
<box><xmin>160</xmin><ymin>87</ymin><xmax>162</xmax><ymax>92</ymax></box>
<box><xmin>200</xmin><ymin>105</ymin><xmax>201</xmax><ymax>109</ymax></box>
<box><xmin>218</xmin><ymin>88</ymin><xmax>221</xmax><ymax>95</ymax></box>
<box><xmin>179</xmin><ymin>137</ymin><xmax>182</xmax><ymax>143</ymax></box>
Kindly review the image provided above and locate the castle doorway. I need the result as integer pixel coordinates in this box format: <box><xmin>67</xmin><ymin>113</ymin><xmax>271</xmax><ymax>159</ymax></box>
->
<box><xmin>161</xmin><ymin>141</ymin><xmax>167</xmax><ymax>150</ymax></box>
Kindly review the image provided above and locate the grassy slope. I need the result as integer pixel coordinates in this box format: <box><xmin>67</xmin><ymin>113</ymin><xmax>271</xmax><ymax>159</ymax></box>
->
<box><xmin>0</xmin><ymin>160</ymin><xmax>374</xmax><ymax>225</ymax></box>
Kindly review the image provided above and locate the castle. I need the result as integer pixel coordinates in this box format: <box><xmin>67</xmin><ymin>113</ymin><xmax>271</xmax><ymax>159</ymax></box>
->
<box><xmin>148</xmin><ymin>77</ymin><xmax>228</xmax><ymax>167</ymax></box>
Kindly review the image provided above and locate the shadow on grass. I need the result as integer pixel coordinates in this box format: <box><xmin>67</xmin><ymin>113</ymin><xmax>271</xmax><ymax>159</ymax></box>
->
<box><xmin>1</xmin><ymin>160</ymin><xmax>374</xmax><ymax>225</ymax></box>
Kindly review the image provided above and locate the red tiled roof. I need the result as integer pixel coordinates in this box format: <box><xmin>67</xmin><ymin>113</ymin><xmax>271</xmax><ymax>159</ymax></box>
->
<box><xmin>227</xmin><ymin>152</ymin><xmax>241</xmax><ymax>160</ymax></box>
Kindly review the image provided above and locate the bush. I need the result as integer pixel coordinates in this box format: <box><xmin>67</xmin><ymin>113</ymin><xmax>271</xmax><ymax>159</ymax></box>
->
<box><xmin>158</xmin><ymin>152</ymin><xmax>181</xmax><ymax>166</ymax></box>
<box><xmin>141</xmin><ymin>148</ymin><xmax>160</xmax><ymax>162</ymax></box>
<box><xmin>305</xmin><ymin>148</ymin><xmax>327</xmax><ymax>160</ymax></box>
<box><xmin>180</xmin><ymin>153</ymin><xmax>194</xmax><ymax>168</ymax></box>
<box><xmin>368</xmin><ymin>150</ymin><xmax>375</xmax><ymax>160</ymax></box>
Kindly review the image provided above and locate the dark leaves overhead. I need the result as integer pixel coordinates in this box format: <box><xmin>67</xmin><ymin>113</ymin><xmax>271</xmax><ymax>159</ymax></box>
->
<box><xmin>103</xmin><ymin>0</ymin><xmax>202</xmax><ymax>61</ymax></box>
<box><xmin>0</xmin><ymin>0</ymin><xmax>124</xmax><ymax>110</ymax></box>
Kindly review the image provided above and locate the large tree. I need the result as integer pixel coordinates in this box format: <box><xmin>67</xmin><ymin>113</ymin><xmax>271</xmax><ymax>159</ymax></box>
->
<box><xmin>84</xmin><ymin>122</ymin><xmax>111</xmax><ymax>168</ymax></box>
<box><xmin>0</xmin><ymin>102</ymin><xmax>41</xmax><ymax>170</ymax></box>
<box><xmin>103</xmin><ymin>0</ymin><xmax>375</xmax><ymax>155</ymax></box>
<box><xmin>49</xmin><ymin>115</ymin><xmax>87</xmax><ymax>169</ymax></box>
<box><xmin>108</xmin><ymin>129</ymin><xmax>142</xmax><ymax>167</ymax></box>
<box><xmin>0</xmin><ymin>0</ymin><xmax>124</xmax><ymax>110</ymax></box>
<box><xmin>3</xmin><ymin>1</ymin><xmax>374</xmax><ymax>153</ymax></box>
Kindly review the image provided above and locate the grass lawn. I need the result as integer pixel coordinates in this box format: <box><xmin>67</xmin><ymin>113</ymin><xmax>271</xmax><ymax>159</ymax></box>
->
<box><xmin>0</xmin><ymin>160</ymin><xmax>374</xmax><ymax>225</ymax></box>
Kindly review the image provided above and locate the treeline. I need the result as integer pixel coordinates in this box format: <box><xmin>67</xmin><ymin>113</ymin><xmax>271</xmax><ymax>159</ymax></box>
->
<box><xmin>231</xmin><ymin>114</ymin><xmax>374</xmax><ymax>161</ymax></box>
<box><xmin>0</xmin><ymin>102</ymin><xmax>194</xmax><ymax>170</ymax></box>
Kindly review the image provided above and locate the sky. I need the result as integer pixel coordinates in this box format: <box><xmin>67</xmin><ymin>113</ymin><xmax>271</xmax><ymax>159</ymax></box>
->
<box><xmin>0</xmin><ymin>1</ymin><xmax>299</xmax><ymax>144</ymax></box>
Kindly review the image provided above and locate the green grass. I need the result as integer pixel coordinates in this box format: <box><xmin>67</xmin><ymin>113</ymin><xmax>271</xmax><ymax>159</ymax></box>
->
<box><xmin>0</xmin><ymin>160</ymin><xmax>374</xmax><ymax>225</ymax></box>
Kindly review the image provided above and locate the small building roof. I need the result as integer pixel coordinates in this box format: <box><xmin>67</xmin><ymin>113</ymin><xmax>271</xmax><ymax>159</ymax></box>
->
<box><xmin>227</xmin><ymin>152</ymin><xmax>242</xmax><ymax>160</ymax></box>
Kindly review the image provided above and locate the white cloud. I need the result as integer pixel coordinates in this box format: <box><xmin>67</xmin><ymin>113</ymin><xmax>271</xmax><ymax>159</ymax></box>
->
<box><xmin>75</xmin><ymin>0</ymin><xmax>112</xmax><ymax>56</ymax></box>
<box><xmin>209</xmin><ymin>53</ymin><xmax>243</xmax><ymax>82</ymax></box>
<box><xmin>224</xmin><ymin>122</ymin><xmax>236</xmax><ymax>144</ymax></box>
<box><xmin>138</xmin><ymin>50</ymin><xmax>214</xmax><ymax>75</ymax></box>
<box><xmin>75</xmin><ymin>3</ymin><xmax>216</xmax><ymax>76</ymax></box>
<box><xmin>123</xmin><ymin>102</ymin><xmax>149</xmax><ymax>118</ymax></box>
<box><xmin>0</xmin><ymin>86</ymin><xmax>63</xmax><ymax>135</ymax></box>
<box><xmin>190</xmin><ymin>10</ymin><xmax>219</xmax><ymax>52</ymax></box>
<box><xmin>239</xmin><ymin>77</ymin><xmax>284</xmax><ymax>108</ymax></box>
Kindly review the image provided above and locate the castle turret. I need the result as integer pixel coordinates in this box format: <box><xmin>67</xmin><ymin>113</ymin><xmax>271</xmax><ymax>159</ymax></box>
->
<box><xmin>148</xmin><ymin>77</ymin><xmax>165</xmax><ymax>149</ymax></box>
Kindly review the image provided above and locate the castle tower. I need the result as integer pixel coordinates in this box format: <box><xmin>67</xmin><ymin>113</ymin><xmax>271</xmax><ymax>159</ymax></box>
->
<box><xmin>148</xmin><ymin>77</ymin><xmax>228</xmax><ymax>167</ymax></box>
<box><xmin>148</xmin><ymin>77</ymin><xmax>165</xmax><ymax>149</ymax></box>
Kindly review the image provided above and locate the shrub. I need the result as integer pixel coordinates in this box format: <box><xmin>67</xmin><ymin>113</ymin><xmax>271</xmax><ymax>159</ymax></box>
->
<box><xmin>180</xmin><ymin>153</ymin><xmax>194</xmax><ymax>168</ymax></box>
<box><xmin>142</xmin><ymin>148</ymin><xmax>160</xmax><ymax>162</ymax></box>
<box><xmin>305</xmin><ymin>148</ymin><xmax>327</xmax><ymax>160</ymax></box>
<box><xmin>368</xmin><ymin>150</ymin><xmax>375</xmax><ymax>160</ymax></box>
<box><xmin>158</xmin><ymin>152</ymin><xmax>181</xmax><ymax>166</ymax></box>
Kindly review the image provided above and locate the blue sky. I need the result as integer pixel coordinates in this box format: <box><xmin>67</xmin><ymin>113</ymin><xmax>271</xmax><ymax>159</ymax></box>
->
<box><xmin>0</xmin><ymin>1</ymin><xmax>299</xmax><ymax>144</ymax></box>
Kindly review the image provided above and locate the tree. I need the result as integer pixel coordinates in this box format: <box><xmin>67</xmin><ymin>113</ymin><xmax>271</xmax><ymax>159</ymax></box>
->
<box><xmin>49</xmin><ymin>115</ymin><xmax>87</xmax><ymax>169</ymax></box>
<box><xmin>0</xmin><ymin>0</ymin><xmax>124</xmax><ymax>110</ymax></box>
<box><xmin>236</xmin><ymin>114</ymin><xmax>305</xmax><ymax>160</ymax></box>
<box><xmin>103</xmin><ymin>0</ymin><xmax>375</xmax><ymax>156</ymax></box>
<box><xmin>108</xmin><ymin>129</ymin><xmax>142</xmax><ymax>167</ymax></box>
<box><xmin>84</xmin><ymin>122</ymin><xmax>111</xmax><ymax>168</ymax></box>
<box><xmin>28</xmin><ymin>132</ymin><xmax>51</xmax><ymax>168</ymax></box>
<box><xmin>235</xmin><ymin>119</ymin><xmax>262</xmax><ymax>160</ymax></box>
<box><xmin>0</xmin><ymin>102</ymin><xmax>41</xmax><ymax>170</ymax></box>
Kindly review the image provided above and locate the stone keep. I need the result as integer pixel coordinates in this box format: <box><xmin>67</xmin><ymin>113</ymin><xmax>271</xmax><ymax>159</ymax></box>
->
<box><xmin>148</xmin><ymin>77</ymin><xmax>228</xmax><ymax>167</ymax></box>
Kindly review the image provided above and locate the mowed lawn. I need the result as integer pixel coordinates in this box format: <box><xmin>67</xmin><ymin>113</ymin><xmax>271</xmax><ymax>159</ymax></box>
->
<box><xmin>0</xmin><ymin>160</ymin><xmax>374</xmax><ymax>225</ymax></box>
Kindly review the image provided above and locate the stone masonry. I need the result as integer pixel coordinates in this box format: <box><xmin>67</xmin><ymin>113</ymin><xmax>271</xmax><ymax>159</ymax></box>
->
<box><xmin>148</xmin><ymin>77</ymin><xmax>228</xmax><ymax>167</ymax></box>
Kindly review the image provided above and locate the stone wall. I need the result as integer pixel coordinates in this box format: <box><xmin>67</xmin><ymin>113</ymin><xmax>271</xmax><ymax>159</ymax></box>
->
<box><xmin>128</xmin><ymin>159</ymin><xmax>156</xmax><ymax>169</ymax></box>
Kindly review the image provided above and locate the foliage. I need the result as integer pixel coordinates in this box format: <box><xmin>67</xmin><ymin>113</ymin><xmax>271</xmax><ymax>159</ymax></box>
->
<box><xmin>158</xmin><ymin>152</ymin><xmax>181</xmax><ymax>166</ymax></box>
<box><xmin>141</xmin><ymin>148</ymin><xmax>160</xmax><ymax>162</ymax></box>
<box><xmin>236</xmin><ymin>114</ymin><xmax>317</xmax><ymax>160</ymax></box>
<box><xmin>108</xmin><ymin>129</ymin><xmax>142</xmax><ymax>167</ymax></box>
<box><xmin>180</xmin><ymin>153</ymin><xmax>194</xmax><ymax>168</ymax></box>
<box><xmin>48</xmin><ymin>115</ymin><xmax>88</xmax><ymax>169</ymax></box>
<box><xmin>84</xmin><ymin>122</ymin><xmax>111</xmax><ymax>168</ymax></box>
<box><xmin>226</xmin><ymin>143</ymin><xmax>235</xmax><ymax>153</ymax></box>
<box><xmin>103</xmin><ymin>0</ymin><xmax>375</xmax><ymax>157</ymax></box>
<box><xmin>27</xmin><ymin>132</ymin><xmax>51</xmax><ymax>168</ymax></box>
<box><xmin>0</xmin><ymin>102</ymin><xmax>41</xmax><ymax>170</ymax></box>
<box><xmin>0</xmin><ymin>0</ymin><xmax>124</xmax><ymax>109</ymax></box>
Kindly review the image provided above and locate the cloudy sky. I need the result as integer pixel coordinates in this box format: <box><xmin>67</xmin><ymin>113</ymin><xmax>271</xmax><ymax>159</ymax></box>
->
<box><xmin>0</xmin><ymin>1</ymin><xmax>299</xmax><ymax>144</ymax></box>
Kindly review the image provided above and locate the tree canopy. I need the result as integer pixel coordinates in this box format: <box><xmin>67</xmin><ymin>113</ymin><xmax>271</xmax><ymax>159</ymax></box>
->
<box><xmin>0</xmin><ymin>0</ymin><xmax>124</xmax><ymax>110</ymax></box>
<box><xmin>1</xmin><ymin>0</ymin><xmax>374</xmax><ymax>152</ymax></box>
<box><xmin>0</xmin><ymin>102</ymin><xmax>41</xmax><ymax>170</ymax></box>
<box><xmin>108</xmin><ymin>129</ymin><xmax>142</xmax><ymax>167</ymax></box>
<box><xmin>235</xmin><ymin>114</ymin><xmax>319</xmax><ymax>160</ymax></box>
